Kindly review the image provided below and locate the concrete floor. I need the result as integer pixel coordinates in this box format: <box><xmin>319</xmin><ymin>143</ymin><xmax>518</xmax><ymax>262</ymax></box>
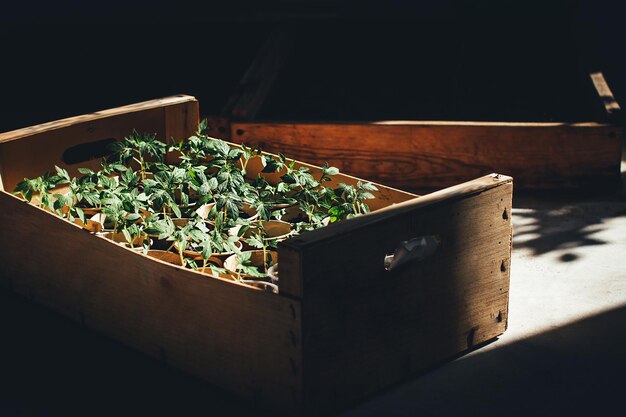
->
<box><xmin>343</xmin><ymin>189</ymin><xmax>626</xmax><ymax>416</ymax></box>
<box><xmin>1</xmin><ymin>169</ymin><xmax>625</xmax><ymax>416</ymax></box>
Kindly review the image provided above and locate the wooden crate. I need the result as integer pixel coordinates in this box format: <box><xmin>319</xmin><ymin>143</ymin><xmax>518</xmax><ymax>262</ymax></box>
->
<box><xmin>216</xmin><ymin>23</ymin><xmax>622</xmax><ymax>191</ymax></box>
<box><xmin>0</xmin><ymin>95</ymin><xmax>513</xmax><ymax>415</ymax></box>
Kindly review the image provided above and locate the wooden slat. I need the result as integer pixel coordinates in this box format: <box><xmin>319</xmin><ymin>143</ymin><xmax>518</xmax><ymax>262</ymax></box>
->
<box><xmin>0</xmin><ymin>191</ymin><xmax>303</xmax><ymax>413</ymax></box>
<box><xmin>0</xmin><ymin>95</ymin><xmax>197</xmax><ymax>143</ymax></box>
<box><xmin>222</xmin><ymin>27</ymin><xmax>294</xmax><ymax>120</ymax></box>
<box><xmin>0</xmin><ymin>97</ymin><xmax>198</xmax><ymax>192</ymax></box>
<box><xmin>590</xmin><ymin>72</ymin><xmax>622</xmax><ymax>122</ymax></box>
<box><xmin>164</xmin><ymin>99</ymin><xmax>200</xmax><ymax>142</ymax></box>
<box><xmin>230</xmin><ymin>121</ymin><xmax>621</xmax><ymax>190</ymax></box>
<box><xmin>203</xmin><ymin>115</ymin><xmax>232</xmax><ymax>140</ymax></box>
<box><xmin>280</xmin><ymin>174</ymin><xmax>510</xmax><ymax>296</ymax></box>
<box><xmin>296</xmin><ymin>178</ymin><xmax>513</xmax><ymax>412</ymax></box>
<box><xmin>164</xmin><ymin>101</ymin><xmax>201</xmax><ymax>165</ymax></box>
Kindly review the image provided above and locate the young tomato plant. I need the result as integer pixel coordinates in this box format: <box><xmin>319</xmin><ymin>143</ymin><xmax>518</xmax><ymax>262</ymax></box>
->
<box><xmin>13</xmin><ymin>166</ymin><xmax>70</xmax><ymax>210</ymax></box>
<box><xmin>109</xmin><ymin>130</ymin><xmax>166</xmax><ymax>180</ymax></box>
<box><xmin>13</xmin><ymin>121</ymin><xmax>379</xmax><ymax>291</ymax></box>
<box><xmin>244</xmin><ymin>224</ymin><xmax>278</xmax><ymax>275</ymax></box>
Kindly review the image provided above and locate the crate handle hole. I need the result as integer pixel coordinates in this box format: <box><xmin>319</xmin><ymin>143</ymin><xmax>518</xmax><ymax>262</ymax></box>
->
<box><xmin>384</xmin><ymin>235</ymin><xmax>439</xmax><ymax>272</ymax></box>
<box><xmin>62</xmin><ymin>138</ymin><xmax>116</xmax><ymax>165</ymax></box>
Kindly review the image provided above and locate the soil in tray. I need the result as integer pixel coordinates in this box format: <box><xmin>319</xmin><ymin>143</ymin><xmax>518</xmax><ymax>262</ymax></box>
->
<box><xmin>258</xmin><ymin>19</ymin><xmax>598</xmax><ymax>123</ymax></box>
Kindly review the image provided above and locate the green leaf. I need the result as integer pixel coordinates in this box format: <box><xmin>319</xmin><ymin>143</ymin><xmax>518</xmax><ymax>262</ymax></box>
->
<box><xmin>239</xmin><ymin>265</ymin><xmax>266</xmax><ymax>278</ymax></box>
<box><xmin>126</xmin><ymin>213</ymin><xmax>141</xmax><ymax>222</ymax></box>
<box><xmin>75</xmin><ymin>206</ymin><xmax>86</xmax><ymax>224</ymax></box>
<box><xmin>361</xmin><ymin>182</ymin><xmax>378</xmax><ymax>191</ymax></box>
<box><xmin>188</xmin><ymin>229</ymin><xmax>207</xmax><ymax>243</ymax></box>
<box><xmin>198</xmin><ymin>119</ymin><xmax>208</xmax><ymax>135</ymax></box>
<box><xmin>325</xmin><ymin>166</ymin><xmax>339</xmax><ymax>176</ymax></box>
<box><xmin>78</xmin><ymin>167</ymin><xmax>95</xmax><ymax>175</ymax></box>
<box><xmin>13</xmin><ymin>179</ymin><xmax>34</xmax><ymax>201</ymax></box>
<box><xmin>207</xmin><ymin>177</ymin><xmax>219</xmax><ymax>190</ymax></box>
<box><xmin>261</xmin><ymin>156</ymin><xmax>281</xmax><ymax>173</ymax></box>
<box><xmin>210</xmin><ymin>266</ymin><xmax>229</xmax><ymax>276</ymax></box>
<box><xmin>228</xmin><ymin>148</ymin><xmax>243</xmax><ymax>160</ymax></box>
<box><xmin>144</xmin><ymin>226</ymin><xmax>163</xmax><ymax>236</ymax></box>
<box><xmin>276</xmin><ymin>182</ymin><xmax>290</xmax><ymax>193</ymax></box>
<box><xmin>225</xmin><ymin>199</ymin><xmax>240</xmax><ymax>219</ymax></box>
<box><xmin>281</xmin><ymin>173</ymin><xmax>297</xmax><ymax>184</ymax></box>
<box><xmin>246</xmin><ymin>235</ymin><xmax>264</xmax><ymax>249</ymax></box>
<box><xmin>54</xmin><ymin>166</ymin><xmax>71</xmax><ymax>182</ymax></box>
<box><xmin>200</xmin><ymin>241</ymin><xmax>212</xmax><ymax>260</ymax></box>
<box><xmin>110</xmin><ymin>163</ymin><xmax>127</xmax><ymax>172</ymax></box>
<box><xmin>238</xmin><ymin>251</ymin><xmax>251</xmax><ymax>264</ymax></box>
<box><xmin>170</xmin><ymin>202</ymin><xmax>182</xmax><ymax>219</ymax></box>
<box><xmin>122</xmin><ymin>228</ymin><xmax>132</xmax><ymax>245</ymax></box>
<box><xmin>211</xmin><ymin>139</ymin><xmax>231</xmax><ymax>157</ymax></box>
<box><xmin>142</xmin><ymin>178</ymin><xmax>158</xmax><ymax>188</ymax></box>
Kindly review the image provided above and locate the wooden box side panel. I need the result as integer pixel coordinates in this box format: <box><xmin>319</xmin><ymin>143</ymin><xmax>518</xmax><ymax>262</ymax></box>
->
<box><xmin>0</xmin><ymin>96</ymin><xmax>198</xmax><ymax>193</ymax></box>
<box><xmin>230</xmin><ymin>121</ymin><xmax>621</xmax><ymax>190</ymax></box>
<box><xmin>297</xmin><ymin>178</ymin><xmax>513</xmax><ymax>411</ymax></box>
<box><xmin>0</xmin><ymin>191</ymin><xmax>303</xmax><ymax>412</ymax></box>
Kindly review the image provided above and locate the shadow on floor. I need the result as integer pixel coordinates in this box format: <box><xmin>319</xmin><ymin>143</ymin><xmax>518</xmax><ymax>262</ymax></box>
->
<box><xmin>343</xmin><ymin>303</ymin><xmax>626</xmax><ymax>416</ymax></box>
<box><xmin>511</xmin><ymin>194</ymin><xmax>626</xmax><ymax>262</ymax></box>
<box><xmin>0</xmin><ymin>289</ymin><xmax>269</xmax><ymax>417</ymax></box>
<box><xmin>2</xmin><ymin>287</ymin><xmax>626</xmax><ymax>417</ymax></box>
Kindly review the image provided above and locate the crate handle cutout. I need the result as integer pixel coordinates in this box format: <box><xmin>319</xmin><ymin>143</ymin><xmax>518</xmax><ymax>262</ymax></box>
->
<box><xmin>62</xmin><ymin>138</ymin><xmax>116</xmax><ymax>165</ymax></box>
<box><xmin>384</xmin><ymin>235</ymin><xmax>440</xmax><ymax>272</ymax></box>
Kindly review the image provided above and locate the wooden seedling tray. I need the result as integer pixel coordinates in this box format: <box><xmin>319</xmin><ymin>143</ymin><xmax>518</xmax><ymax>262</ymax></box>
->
<box><xmin>216</xmin><ymin>22</ymin><xmax>622</xmax><ymax>191</ymax></box>
<box><xmin>0</xmin><ymin>95</ymin><xmax>513</xmax><ymax>415</ymax></box>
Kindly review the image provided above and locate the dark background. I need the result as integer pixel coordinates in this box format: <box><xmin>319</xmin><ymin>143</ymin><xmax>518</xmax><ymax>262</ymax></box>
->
<box><xmin>1</xmin><ymin>1</ymin><xmax>625</xmax><ymax>416</ymax></box>
<box><xmin>0</xmin><ymin>0</ymin><xmax>624</xmax><ymax>130</ymax></box>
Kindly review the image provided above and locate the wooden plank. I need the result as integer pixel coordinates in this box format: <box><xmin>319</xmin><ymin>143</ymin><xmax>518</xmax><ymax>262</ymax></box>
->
<box><xmin>203</xmin><ymin>115</ymin><xmax>232</xmax><ymax>140</ymax></box>
<box><xmin>281</xmin><ymin>174</ymin><xmax>511</xmax><ymax>294</ymax></box>
<box><xmin>278</xmin><ymin>174</ymin><xmax>509</xmax><ymax>298</ymax></box>
<box><xmin>230</xmin><ymin>121</ymin><xmax>621</xmax><ymax>190</ymax></box>
<box><xmin>164</xmin><ymin>99</ymin><xmax>200</xmax><ymax>142</ymax></box>
<box><xmin>222</xmin><ymin>27</ymin><xmax>294</xmax><ymax>120</ymax></box>
<box><xmin>0</xmin><ymin>95</ymin><xmax>197</xmax><ymax>144</ymax></box>
<box><xmin>0</xmin><ymin>97</ymin><xmax>198</xmax><ymax>193</ymax></box>
<box><xmin>295</xmin><ymin>177</ymin><xmax>513</xmax><ymax>412</ymax></box>
<box><xmin>590</xmin><ymin>72</ymin><xmax>622</xmax><ymax>122</ymax></box>
<box><xmin>164</xmin><ymin>100</ymin><xmax>200</xmax><ymax>164</ymax></box>
<box><xmin>0</xmin><ymin>190</ymin><xmax>303</xmax><ymax>413</ymax></box>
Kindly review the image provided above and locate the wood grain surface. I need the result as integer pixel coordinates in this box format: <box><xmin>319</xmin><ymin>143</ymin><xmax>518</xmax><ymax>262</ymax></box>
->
<box><xmin>0</xmin><ymin>190</ymin><xmax>303</xmax><ymax>413</ymax></box>
<box><xmin>295</xmin><ymin>177</ymin><xmax>513</xmax><ymax>412</ymax></box>
<box><xmin>0</xmin><ymin>95</ymin><xmax>198</xmax><ymax>192</ymax></box>
<box><xmin>230</xmin><ymin>121</ymin><xmax>621</xmax><ymax>190</ymax></box>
